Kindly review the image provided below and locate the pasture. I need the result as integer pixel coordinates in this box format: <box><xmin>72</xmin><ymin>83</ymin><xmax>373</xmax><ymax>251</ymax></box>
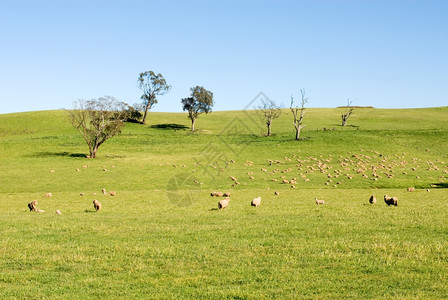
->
<box><xmin>1</xmin><ymin>107</ymin><xmax>448</xmax><ymax>299</ymax></box>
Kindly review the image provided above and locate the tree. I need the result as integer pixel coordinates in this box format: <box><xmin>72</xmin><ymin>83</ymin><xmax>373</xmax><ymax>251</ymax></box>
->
<box><xmin>290</xmin><ymin>89</ymin><xmax>308</xmax><ymax>141</ymax></box>
<box><xmin>181</xmin><ymin>86</ymin><xmax>214</xmax><ymax>132</ymax></box>
<box><xmin>69</xmin><ymin>96</ymin><xmax>130</xmax><ymax>158</ymax></box>
<box><xmin>137</xmin><ymin>70</ymin><xmax>171</xmax><ymax>124</ymax></box>
<box><xmin>257</xmin><ymin>99</ymin><xmax>282</xmax><ymax>136</ymax></box>
<box><xmin>341</xmin><ymin>98</ymin><xmax>355</xmax><ymax>126</ymax></box>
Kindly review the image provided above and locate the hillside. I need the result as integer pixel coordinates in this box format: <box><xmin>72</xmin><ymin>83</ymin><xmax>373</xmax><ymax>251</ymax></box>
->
<box><xmin>1</xmin><ymin>108</ymin><xmax>448</xmax><ymax>299</ymax></box>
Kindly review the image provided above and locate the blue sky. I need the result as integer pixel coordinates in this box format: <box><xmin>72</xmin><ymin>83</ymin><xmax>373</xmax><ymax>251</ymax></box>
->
<box><xmin>0</xmin><ymin>0</ymin><xmax>447</xmax><ymax>114</ymax></box>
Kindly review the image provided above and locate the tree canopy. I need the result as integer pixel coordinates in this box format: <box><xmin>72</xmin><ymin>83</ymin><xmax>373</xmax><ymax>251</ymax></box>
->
<box><xmin>181</xmin><ymin>86</ymin><xmax>214</xmax><ymax>131</ymax></box>
<box><xmin>69</xmin><ymin>96</ymin><xmax>130</xmax><ymax>158</ymax></box>
<box><xmin>137</xmin><ymin>70</ymin><xmax>171</xmax><ymax>124</ymax></box>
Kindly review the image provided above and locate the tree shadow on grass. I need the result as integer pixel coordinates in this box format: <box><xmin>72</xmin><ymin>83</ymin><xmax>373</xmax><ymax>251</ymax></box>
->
<box><xmin>30</xmin><ymin>151</ymin><xmax>86</xmax><ymax>158</ymax></box>
<box><xmin>150</xmin><ymin>123</ymin><xmax>188</xmax><ymax>130</ymax></box>
<box><xmin>430</xmin><ymin>183</ymin><xmax>448</xmax><ymax>189</ymax></box>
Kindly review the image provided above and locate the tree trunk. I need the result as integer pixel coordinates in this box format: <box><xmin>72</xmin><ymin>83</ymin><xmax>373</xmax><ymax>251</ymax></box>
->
<box><xmin>90</xmin><ymin>146</ymin><xmax>98</xmax><ymax>158</ymax></box>
<box><xmin>341</xmin><ymin>115</ymin><xmax>346</xmax><ymax>126</ymax></box>
<box><xmin>191</xmin><ymin>118</ymin><xmax>196</xmax><ymax>132</ymax></box>
<box><xmin>295</xmin><ymin>128</ymin><xmax>300</xmax><ymax>140</ymax></box>
<box><xmin>141</xmin><ymin>109</ymin><xmax>148</xmax><ymax>124</ymax></box>
<box><xmin>267</xmin><ymin>123</ymin><xmax>272</xmax><ymax>136</ymax></box>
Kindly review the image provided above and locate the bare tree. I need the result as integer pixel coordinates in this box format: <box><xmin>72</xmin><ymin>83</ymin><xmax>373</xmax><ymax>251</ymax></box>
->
<box><xmin>181</xmin><ymin>86</ymin><xmax>214</xmax><ymax>132</ymax></box>
<box><xmin>290</xmin><ymin>89</ymin><xmax>308</xmax><ymax>141</ymax></box>
<box><xmin>69</xmin><ymin>96</ymin><xmax>130</xmax><ymax>158</ymax></box>
<box><xmin>137</xmin><ymin>70</ymin><xmax>171</xmax><ymax>124</ymax></box>
<box><xmin>341</xmin><ymin>98</ymin><xmax>355</xmax><ymax>126</ymax></box>
<box><xmin>257</xmin><ymin>99</ymin><xmax>282</xmax><ymax>136</ymax></box>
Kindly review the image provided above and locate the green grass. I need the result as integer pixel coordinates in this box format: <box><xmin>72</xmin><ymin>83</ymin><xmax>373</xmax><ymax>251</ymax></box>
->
<box><xmin>1</xmin><ymin>107</ymin><xmax>448</xmax><ymax>299</ymax></box>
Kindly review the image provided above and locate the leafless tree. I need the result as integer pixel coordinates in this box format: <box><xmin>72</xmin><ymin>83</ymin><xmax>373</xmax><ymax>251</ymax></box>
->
<box><xmin>341</xmin><ymin>98</ymin><xmax>355</xmax><ymax>126</ymax></box>
<box><xmin>69</xmin><ymin>96</ymin><xmax>130</xmax><ymax>158</ymax></box>
<box><xmin>257</xmin><ymin>99</ymin><xmax>282</xmax><ymax>136</ymax></box>
<box><xmin>290</xmin><ymin>89</ymin><xmax>308</xmax><ymax>140</ymax></box>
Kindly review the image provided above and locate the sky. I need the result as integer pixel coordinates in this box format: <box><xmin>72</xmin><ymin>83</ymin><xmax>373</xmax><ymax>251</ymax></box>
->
<box><xmin>0</xmin><ymin>0</ymin><xmax>447</xmax><ymax>114</ymax></box>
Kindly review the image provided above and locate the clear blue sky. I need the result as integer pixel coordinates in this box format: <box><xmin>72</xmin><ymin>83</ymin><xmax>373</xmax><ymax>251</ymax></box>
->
<box><xmin>0</xmin><ymin>0</ymin><xmax>447</xmax><ymax>114</ymax></box>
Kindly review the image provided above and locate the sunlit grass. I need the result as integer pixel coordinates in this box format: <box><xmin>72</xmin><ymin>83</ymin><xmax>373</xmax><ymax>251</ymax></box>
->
<box><xmin>1</xmin><ymin>108</ymin><xmax>448</xmax><ymax>298</ymax></box>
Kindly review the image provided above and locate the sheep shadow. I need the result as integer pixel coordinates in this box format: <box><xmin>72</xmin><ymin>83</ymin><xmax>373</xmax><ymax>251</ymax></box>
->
<box><xmin>84</xmin><ymin>209</ymin><xmax>97</xmax><ymax>213</ymax></box>
<box><xmin>150</xmin><ymin>123</ymin><xmax>188</xmax><ymax>130</ymax></box>
<box><xmin>209</xmin><ymin>208</ymin><xmax>219</xmax><ymax>211</ymax></box>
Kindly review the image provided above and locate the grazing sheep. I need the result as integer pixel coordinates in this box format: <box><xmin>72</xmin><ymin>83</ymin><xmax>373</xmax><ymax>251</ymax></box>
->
<box><xmin>315</xmin><ymin>198</ymin><xmax>325</xmax><ymax>205</ymax></box>
<box><xmin>55</xmin><ymin>210</ymin><xmax>62</xmax><ymax>215</ymax></box>
<box><xmin>28</xmin><ymin>200</ymin><xmax>38</xmax><ymax>212</ymax></box>
<box><xmin>109</xmin><ymin>191</ymin><xmax>116</xmax><ymax>196</ymax></box>
<box><xmin>102</xmin><ymin>188</ymin><xmax>107</xmax><ymax>195</ymax></box>
<box><xmin>211</xmin><ymin>191</ymin><xmax>224</xmax><ymax>197</ymax></box>
<box><xmin>218</xmin><ymin>197</ymin><xmax>230</xmax><ymax>210</ymax></box>
<box><xmin>230</xmin><ymin>176</ymin><xmax>238</xmax><ymax>181</ymax></box>
<box><xmin>427</xmin><ymin>189</ymin><xmax>430</xmax><ymax>192</ymax></box>
<box><xmin>80</xmin><ymin>193</ymin><xmax>85</xmax><ymax>196</ymax></box>
<box><xmin>274</xmin><ymin>191</ymin><xmax>280</xmax><ymax>196</ymax></box>
<box><xmin>50</xmin><ymin>170</ymin><xmax>55</xmax><ymax>173</ymax></box>
<box><xmin>407</xmin><ymin>187</ymin><xmax>415</xmax><ymax>192</ymax></box>
<box><xmin>44</xmin><ymin>192</ymin><xmax>52</xmax><ymax>197</ymax></box>
<box><xmin>282</xmin><ymin>179</ymin><xmax>290</xmax><ymax>184</ymax></box>
<box><xmin>251</xmin><ymin>196</ymin><xmax>261</xmax><ymax>207</ymax></box>
<box><xmin>93</xmin><ymin>199</ymin><xmax>102</xmax><ymax>211</ymax></box>
<box><xmin>384</xmin><ymin>195</ymin><xmax>398</xmax><ymax>206</ymax></box>
<box><xmin>223</xmin><ymin>192</ymin><xmax>231</xmax><ymax>197</ymax></box>
<box><xmin>369</xmin><ymin>195</ymin><xmax>376</xmax><ymax>204</ymax></box>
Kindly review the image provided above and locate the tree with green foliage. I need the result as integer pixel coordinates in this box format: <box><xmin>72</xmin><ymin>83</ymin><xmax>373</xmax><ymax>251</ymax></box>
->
<box><xmin>137</xmin><ymin>70</ymin><xmax>171</xmax><ymax>124</ymax></box>
<box><xmin>257</xmin><ymin>99</ymin><xmax>282</xmax><ymax>136</ymax></box>
<box><xmin>181</xmin><ymin>86</ymin><xmax>214</xmax><ymax>132</ymax></box>
<box><xmin>69</xmin><ymin>96</ymin><xmax>130</xmax><ymax>158</ymax></box>
<box><xmin>290</xmin><ymin>89</ymin><xmax>308</xmax><ymax>140</ymax></box>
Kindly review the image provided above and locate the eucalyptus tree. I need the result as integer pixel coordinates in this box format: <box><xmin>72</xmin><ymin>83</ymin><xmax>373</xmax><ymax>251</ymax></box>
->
<box><xmin>181</xmin><ymin>86</ymin><xmax>214</xmax><ymax>132</ymax></box>
<box><xmin>137</xmin><ymin>70</ymin><xmax>171</xmax><ymax>124</ymax></box>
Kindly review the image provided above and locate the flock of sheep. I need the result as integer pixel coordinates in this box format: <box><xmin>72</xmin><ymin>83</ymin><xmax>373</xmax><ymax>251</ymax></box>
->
<box><xmin>210</xmin><ymin>191</ymin><xmax>404</xmax><ymax>210</ymax></box>
<box><xmin>27</xmin><ymin>187</ymin><xmax>115</xmax><ymax>214</ymax></box>
<box><xmin>26</xmin><ymin>146</ymin><xmax>447</xmax><ymax>214</ymax></box>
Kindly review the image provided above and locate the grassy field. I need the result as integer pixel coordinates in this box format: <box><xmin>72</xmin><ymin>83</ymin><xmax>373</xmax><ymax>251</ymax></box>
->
<box><xmin>1</xmin><ymin>107</ymin><xmax>448</xmax><ymax>299</ymax></box>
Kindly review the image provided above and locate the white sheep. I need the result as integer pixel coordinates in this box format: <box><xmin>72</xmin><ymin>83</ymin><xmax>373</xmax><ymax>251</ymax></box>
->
<box><xmin>251</xmin><ymin>197</ymin><xmax>261</xmax><ymax>207</ymax></box>
<box><xmin>369</xmin><ymin>195</ymin><xmax>376</xmax><ymax>204</ymax></box>
<box><xmin>218</xmin><ymin>197</ymin><xmax>230</xmax><ymax>210</ymax></box>
<box><xmin>315</xmin><ymin>198</ymin><xmax>325</xmax><ymax>205</ymax></box>
<box><xmin>384</xmin><ymin>195</ymin><xmax>398</xmax><ymax>206</ymax></box>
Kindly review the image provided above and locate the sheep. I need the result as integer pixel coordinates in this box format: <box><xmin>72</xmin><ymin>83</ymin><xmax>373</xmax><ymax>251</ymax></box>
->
<box><xmin>109</xmin><ymin>191</ymin><xmax>116</xmax><ymax>196</ymax></box>
<box><xmin>28</xmin><ymin>200</ymin><xmax>38</xmax><ymax>212</ymax></box>
<box><xmin>251</xmin><ymin>196</ymin><xmax>261</xmax><ymax>207</ymax></box>
<box><xmin>102</xmin><ymin>188</ymin><xmax>107</xmax><ymax>195</ymax></box>
<box><xmin>384</xmin><ymin>195</ymin><xmax>398</xmax><ymax>206</ymax></box>
<box><xmin>93</xmin><ymin>199</ymin><xmax>102</xmax><ymax>211</ymax></box>
<box><xmin>274</xmin><ymin>191</ymin><xmax>280</xmax><ymax>196</ymax></box>
<box><xmin>55</xmin><ymin>210</ymin><xmax>62</xmax><ymax>215</ymax></box>
<box><xmin>210</xmin><ymin>191</ymin><xmax>223</xmax><ymax>197</ymax></box>
<box><xmin>44</xmin><ymin>192</ymin><xmax>52</xmax><ymax>197</ymax></box>
<box><xmin>369</xmin><ymin>195</ymin><xmax>376</xmax><ymax>204</ymax></box>
<box><xmin>223</xmin><ymin>192</ymin><xmax>231</xmax><ymax>197</ymax></box>
<box><xmin>282</xmin><ymin>179</ymin><xmax>290</xmax><ymax>184</ymax></box>
<box><xmin>315</xmin><ymin>198</ymin><xmax>325</xmax><ymax>205</ymax></box>
<box><xmin>230</xmin><ymin>176</ymin><xmax>238</xmax><ymax>181</ymax></box>
<box><xmin>80</xmin><ymin>192</ymin><xmax>85</xmax><ymax>196</ymax></box>
<box><xmin>407</xmin><ymin>187</ymin><xmax>415</xmax><ymax>192</ymax></box>
<box><xmin>218</xmin><ymin>197</ymin><xmax>230</xmax><ymax>210</ymax></box>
